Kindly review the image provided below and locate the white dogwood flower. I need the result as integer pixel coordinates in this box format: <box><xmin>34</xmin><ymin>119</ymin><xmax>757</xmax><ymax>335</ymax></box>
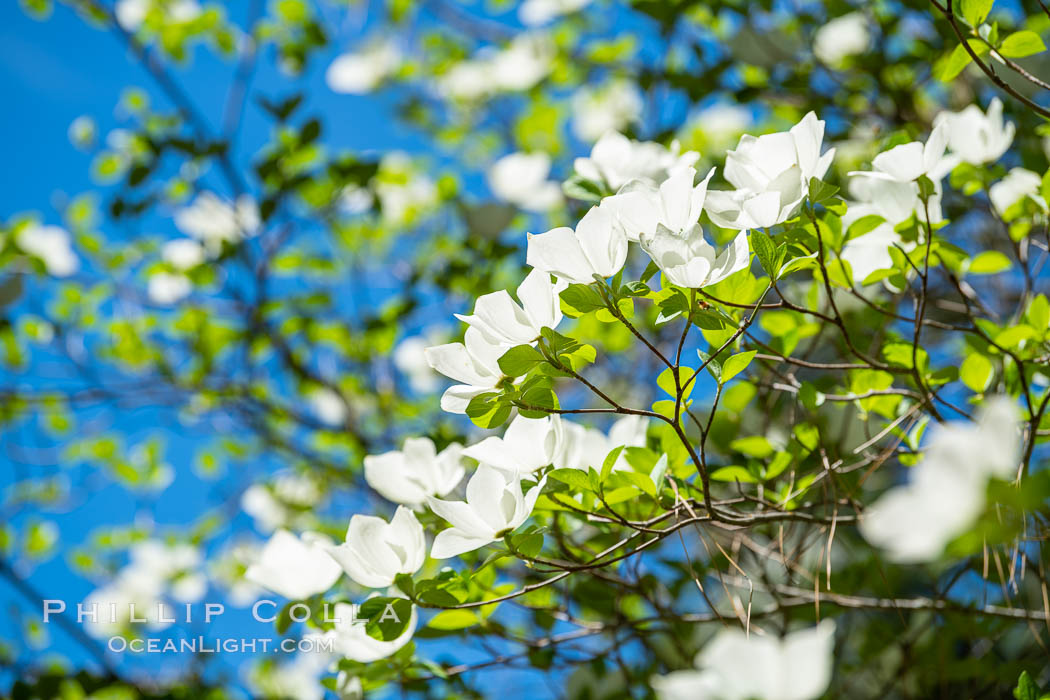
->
<box><xmin>681</xmin><ymin>103</ymin><xmax>752</xmax><ymax>152</ymax></box>
<box><xmin>148</xmin><ymin>272</ymin><xmax>192</xmax><ymax>305</ymax></box>
<box><xmin>307</xmin><ymin>387</ymin><xmax>347</xmax><ymax>427</ymax></box>
<box><xmin>860</xmin><ymin>397</ymin><xmax>1020</xmax><ymax>562</ymax></box>
<box><xmin>425</xmin><ymin>327</ymin><xmax>508</xmax><ymax>413</ymax></box>
<box><xmin>463</xmin><ymin>415</ymin><xmax>565</xmax><ymax>473</ymax></box>
<box><xmin>848</xmin><ymin>121</ymin><xmax>955</xmax><ymax>185</ymax></box>
<box><xmin>455</xmin><ymin>268</ymin><xmax>567</xmax><ymax>346</ymax></box>
<box><xmin>321</xmin><ymin>600</ymin><xmax>417</xmax><ymax>663</ymax></box>
<box><xmin>327</xmin><ymin>507</ymin><xmax>425</xmax><ymax>588</ymax></box>
<box><xmin>933</xmin><ymin>97</ymin><xmax>1015</xmax><ymax>166</ymax></box>
<box><xmin>519</xmin><ymin>0</ymin><xmax>591</xmax><ymax>25</ymax></box>
<box><xmin>604</xmin><ymin>167</ymin><xmax>716</xmax><ymax>242</ymax></box>
<box><xmin>393</xmin><ymin>331</ymin><xmax>443</xmax><ymax>394</ymax></box>
<box><xmin>162</xmin><ymin>238</ymin><xmax>205</xmax><ymax>270</ymax></box>
<box><xmin>705</xmin><ymin>112</ymin><xmax>836</xmax><ymax>230</ymax></box>
<box><xmin>115</xmin><ymin>0</ymin><xmax>200</xmax><ymax>30</ymax></box>
<box><xmin>572</xmin><ymin>80</ymin><xmax>645</xmax><ymax>143</ymax></box>
<box><xmin>427</xmin><ymin>466</ymin><xmax>546</xmax><ymax>559</ymax></box>
<box><xmin>559</xmin><ymin>415</ymin><xmax>649</xmax><ymax>471</ymax></box>
<box><xmin>574</xmin><ymin>131</ymin><xmax>700</xmax><ymax>191</ymax></box>
<box><xmin>175</xmin><ymin>192</ymin><xmax>260</xmax><ymax>253</ymax></box>
<box><xmin>364</xmin><ymin>437</ymin><xmax>466</xmax><ymax>507</ymax></box>
<box><xmin>245</xmin><ymin>530</ymin><xmax>342</xmax><ymax>600</ymax></box>
<box><xmin>487</xmin><ymin>152</ymin><xmax>563</xmax><ymax>212</ymax></box>
<box><xmin>653</xmin><ymin>621</ymin><xmax>836</xmax><ymax>700</ymax></box>
<box><xmin>439</xmin><ymin>34</ymin><xmax>553</xmax><ymax>100</ymax></box>
<box><xmin>990</xmin><ymin>168</ymin><xmax>1047</xmax><ymax>215</ymax></box>
<box><xmin>814</xmin><ymin>12</ymin><xmax>870</xmax><ymax>65</ymax></box>
<box><xmin>326</xmin><ymin>40</ymin><xmax>401</xmax><ymax>94</ymax></box>
<box><xmin>17</xmin><ymin>224</ymin><xmax>78</xmax><ymax>277</ymax></box>
<box><xmin>526</xmin><ymin>203</ymin><xmax>629</xmax><ymax>284</ymax></box>
<box><xmin>641</xmin><ymin>225</ymin><xmax>750</xmax><ymax>289</ymax></box>
<box><xmin>838</xmin><ymin>175</ymin><xmax>939</xmax><ymax>284</ymax></box>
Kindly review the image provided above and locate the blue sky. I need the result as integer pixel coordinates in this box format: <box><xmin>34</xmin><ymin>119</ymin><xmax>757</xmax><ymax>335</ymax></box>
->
<box><xmin>0</xmin><ymin>3</ymin><xmax>595</xmax><ymax>695</ymax></box>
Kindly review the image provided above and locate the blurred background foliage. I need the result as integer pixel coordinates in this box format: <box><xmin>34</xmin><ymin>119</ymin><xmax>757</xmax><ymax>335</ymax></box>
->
<box><xmin>3</xmin><ymin>0</ymin><xmax>1050</xmax><ymax>697</ymax></box>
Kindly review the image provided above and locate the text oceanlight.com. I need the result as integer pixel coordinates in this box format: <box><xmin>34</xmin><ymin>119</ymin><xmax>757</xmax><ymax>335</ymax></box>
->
<box><xmin>106</xmin><ymin>636</ymin><xmax>335</xmax><ymax>654</ymax></box>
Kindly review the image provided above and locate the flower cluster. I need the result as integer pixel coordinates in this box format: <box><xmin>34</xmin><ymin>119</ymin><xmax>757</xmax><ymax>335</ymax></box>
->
<box><xmin>238</xmin><ymin>98</ymin><xmax>1040</xmax><ymax>697</ymax></box>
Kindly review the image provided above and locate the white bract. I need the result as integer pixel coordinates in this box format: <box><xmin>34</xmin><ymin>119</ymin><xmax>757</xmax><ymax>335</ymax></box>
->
<box><xmin>148</xmin><ymin>272</ymin><xmax>192</xmax><ymax>305</ymax></box>
<box><xmin>427</xmin><ymin>465</ymin><xmax>546</xmax><ymax>558</ymax></box>
<box><xmin>463</xmin><ymin>414</ymin><xmax>564</xmax><ymax>473</ymax></box>
<box><xmin>374</xmin><ymin>152</ymin><xmax>439</xmax><ymax>227</ymax></box>
<box><xmin>990</xmin><ymin>168</ymin><xmax>1048</xmax><ymax>215</ymax></box>
<box><xmin>860</xmin><ymin>397</ymin><xmax>1020</xmax><ymax>562</ymax></box>
<box><xmin>307</xmin><ymin>388</ymin><xmax>347</xmax><ymax>427</ymax></box>
<box><xmin>455</xmin><ymin>268</ymin><xmax>567</xmax><ymax>346</ymax></box>
<box><xmin>574</xmin><ymin>131</ymin><xmax>700</xmax><ymax>191</ymax></box>
<box><xmin>705</xmin><ymin>112</ymin><xmax>835</xmax><ymax>230</ymax></box>
<box><xmin>115</xmin><ymin>0</ymin><xmax>200</xmax><ymax>30</ymax></box>
<box><xmin>814</xmin><ymin>12</ymin><xmax>870</xmax><ymax>65</ymax></box>
<box><xmin>17</xmin><ymin>224</ymin><xmax>79</xmax><ymax>277</ymax></box>
<box><xmin>526</xmin><ymin>203</ymin><xmax>628</xmax><ymax>284</ymax></box>
<box><xmin>326</xmin><ymin>40</ymin><xmax>400</xmax><ymax>94</ymax></box>
<box><xmin>571</xmin><ymin>79</ymin><xmax>645</xmax><ymax>143</ymax></box>
<box><xmin>519</xmin><ymin>0</ymin><xmax>591</xmax><ymax>25</ymax></box>
<box><xmin>848</xmin><ymin>121</ymin><xmax>955</xmax><ymax>185</ymax></box>
<box><xmin>68</xmin><ymin>115</ymin><xmax>97</xmax><ymax>150</ymax></box>
<box><xmin>162</xmin><ymin>238</ymin><xmax>205</xmax><ymax>269</ymax></box>
<box><xmin>393</xmin><ymin>332</ymin><xmax>442</xmax><ymax>393</ymax></box>
<box><xmin>425</xmin><ymin>327</ymin><xmax>508</xmax><ymax>414</ymax></box>
<box><xmin>321</xmin><ymin>600</ymin><xmax>418</xmax><ymax>663</ymax></box>
<box><xmin>439</xmin><ymin>34</ymin><xmax>553</xmax><ymax>100</ymax></box>
<box><xmin>244</xmin><ymin>530</ymin><xmax>342</xmax><ymax>600</ymax></box>
<box><xmin>364</xmin><ymin>437</ymin><xmax>466</xmax><ymax>507</ymax></box>
<box><xmin>641</xmin><ymin>226</ymin><xmax>750</xmax><ymax>290</ymax></box>
<box><xmin>838</xmin><ymin>175</ymin><xmax>938</xmax><ymax>284</ymax></box>
<box><xmin>933</xmin><ymin>98</ymin><xmax>1015</xmax><ymax>166</ymax></box>
<box><xmin>487</xmin><ymin>152</ymin><xmax>563</xmax><ymax>212</ymax></box>
<box><xmin>681</xmin><ymin>103</ymin><xmax>752</xmax><ymax>152</ymax></box>
<box><xmin>175</xmin><ymin>192</ymin><xmax>260</xmax><ymax>253</ymax></box>
<box><xmin>603</xmin><ymin>166</ymin><xmax>715</xmax><ymax>242</ymax></box>
<box><xmin>560</xmin><ymin>415</ymin><xmax>649</xmax><ymax>471</ymax></box>
<box><xmin>327</xmin><ymin>507</ymin><xmax>425</xmax><ymax>588</ymax></box>
<box><xmin>652</xmin><ymin>620</ymin><xmax>836</xmax><ymax>700</ymax></box>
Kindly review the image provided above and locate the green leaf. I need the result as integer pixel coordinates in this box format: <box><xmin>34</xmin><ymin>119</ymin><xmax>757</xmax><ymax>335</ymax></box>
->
<box><xmin>657</xmin><ymin>366</ymin><xmax>696</xmax><ymax>400</ymax></box>
<box><xmin>961</xmin><ymin>353</ymin><xmax>994</xmax><ymax>392</ymax></box>
<box><xmin>730</xmin><ymin>435</ymin><xmax>774</xmax><ymax>458</ymax></box>
<box><xmin>697</xmin><ymin>349</ymin><xmax>722</xmax><ymax>382</ymax></box>
<box><xmin>711</xmin><ymin>466</ymin><xmax>758</xmax><ymax>483</ymax></box>
<box><xmin>466</xmin><ymin>393</ymin><xmax>512</xmax><ymax>429</ymax></box>
<box><xmin>808</xmin><ymin>177</ymin><xmax>839</xmax><ymax>204</ymax></box>
<box><xmin>498</xmin><ymin>345</ymin><xmax>544</xmax><ymax>377</ymax></box>
<box><xmin>548</xmin><ymin>468</ymin><xmax>593</xmax><ymax>492</ymax></box>
<box><xmin>561</xmin><ymin>343</ymin><xmax>597</xmax><ymax>371</ymax></box>
<box><xmin>560</xmin><ymin>283</ymin><xmax>606</xmax><ymax>314</ymax></box>
<box><xmin>999</xmin><ymin>31</ymin><xmax>1047</xmax><ymax>59</ymax></box>
<box><xmin>600</xmin><ymin>445</ymin><xmax>626</xmax><ymax>482</ymax></box>
<box><xmin>720</xmin><ymin>350</ymin><xmax>756</xmax><ymax>384</ymax></box>
<box><xmin>517</xmin><ymin>386</ymin><xmax>560</xmax><ymax>418</ymax></box>
<box><xmin>750</xmin><ymin>229</ymin><xmax>778</xmax><ymax>279</ymax></box>
<box><xmin>563</xmin><ymin>174</ymin><xmax>605</xmax><ymax>202</ymax></box>
<box><xmin>969</xmin><ymin>250</ymin><xmax>1011</xmax><ymax>274</ymax></box>
<box><xmin>1013</xmin><ymin>670</ymin><xmax>1040</xmax><ymax>700</ymax></box>
<box><xmin>937</xmin><ymin>41</ymin><xmax>987</xmax><ymax>80</ymax></box>
<box><xmin>427</xmin><ymin>609</ymin><xmax>481</xmax><ymax>631</ymax></box>
<box><xmin>960</xmin><ymin>0</ymin><xmax>993</xmax><ymax>26</ymax></box>
<box><xmin>615</xmin><ymin>470</ymin><xmax>657</xmax><ymax>498</ymax></box>
<box><xmin>361</xmin><ymin>597</ymin><xmax>413</xmax><ymax>641</ymax></box>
